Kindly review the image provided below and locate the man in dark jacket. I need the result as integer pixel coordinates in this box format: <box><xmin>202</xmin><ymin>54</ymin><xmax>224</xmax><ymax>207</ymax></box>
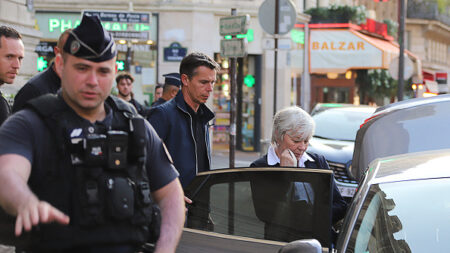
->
<box><xmin>148</xmin><ymin>52</ymin><xmax>220</xmax><ymax>188</ymax></box>
<box><xmin>0</xmin><ymin>26</ymin><xmax>24</xmax><ymax>126</ymax></box>
<box><xmin>116</xmin><ymin>72</ymin><xmax>150</xmax><ymax>117</ymax></box>
<box><xmin>151</xmin><ymin>73</ymin><xmax>181</xmax><ymax>107</ymax></box>
<box><xmin>12</xmin><ymin>29</ymin><xmax>71</xmax><ymax>112</ymax></box>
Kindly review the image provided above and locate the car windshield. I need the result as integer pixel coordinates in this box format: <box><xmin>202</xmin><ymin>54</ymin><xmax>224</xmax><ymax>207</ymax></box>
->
<box><xmin>346</xmin><ymin>178</ymin><xmax>450</xmax><ymax>252</ymax></box>
<box><xmin>312</xmin><ymin>108</ymin><xmax>374</xmax><ymax>141</ymax></box>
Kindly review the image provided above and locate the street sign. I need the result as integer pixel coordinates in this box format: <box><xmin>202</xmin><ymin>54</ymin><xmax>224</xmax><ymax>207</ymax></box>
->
<box><xmin>389</xmin><ymin>55</ymin><xmax>414</xmax><ymax>80</ymax></box>
<box><xmin>220</xmin><ymin>15</ymin><xmax>250</xmax><ymax>36</ymax></box>
<box><xmin>258</xmin><ymin>0</ymin><xmax>297</xmax><ymax>35</ymax></box>
<box><xmin>220</xmin><ymin>38</ymin><xmax>247</xmax><ymax>58</ymax></box>
<box><xmin>83</xmin><ymin>10</ymin><xmax>151</xmax><ymax>24</ymax></box>
<box><xmin>110</xmin><ymin>31</ymin><xmax>149</xmax><ymax>40</ymax></box>
<box><xmin>164</xmin><ymin>42</ymin><xmax>188</xmax><ymax>62</ymax></box>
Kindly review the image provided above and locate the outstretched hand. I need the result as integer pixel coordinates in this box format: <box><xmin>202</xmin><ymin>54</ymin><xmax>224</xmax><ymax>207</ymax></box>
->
<box><xmin>15</xmin><ymin>198</ymin><xmax>70</xmax><ymax>236</ymax></box>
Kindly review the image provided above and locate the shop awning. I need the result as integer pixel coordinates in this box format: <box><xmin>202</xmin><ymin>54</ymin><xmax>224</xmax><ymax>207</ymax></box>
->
<box><xmin>310</xmin><ymin>29</ymin><xmax>419</xmax><ymax>75</ymax></box>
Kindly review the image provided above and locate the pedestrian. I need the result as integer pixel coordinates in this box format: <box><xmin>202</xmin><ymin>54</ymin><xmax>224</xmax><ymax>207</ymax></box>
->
<box><xmin>151</xmin><ymin>84</ymin><xmax>163</xmax><ymax>106</ymax></box>
<box><xmin>0</xmin><ymin>26</ymin><xmax>24</xmax><ymax>126</ymax></box>
<box><xmin>0</xmin><ymin>14</ymin><xmax>184</xmax><ymax>253</ymax></box>
<box><xmin>151</xmin><ymin>73</ymin><xmax>181</xmax><ymax>107</ymax></box>
<box><xmin>147</xmin><ymin>52</ymin><xmax>220</xmax><ymax>188</ymax></box>
<box><xmin>116</xmin><ymin>72</ymin><xmax>150</xmax><ymax>117</ymax></box>
<box><xmin>250</xmin><ymin>106</ymin><xmax>347</xmax><ymax>242</ymax></box>
<box><xmin>12</xmin><ymin>29</ymin><xmax>71</xmax><ymax>112</ymax></box>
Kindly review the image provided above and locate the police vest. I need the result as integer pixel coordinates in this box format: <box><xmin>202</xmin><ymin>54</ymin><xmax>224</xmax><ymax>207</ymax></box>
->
<box><xmin>23</xmin><ymin>94</ymin><xmax>159</xmax><ymax>251</ymax></box>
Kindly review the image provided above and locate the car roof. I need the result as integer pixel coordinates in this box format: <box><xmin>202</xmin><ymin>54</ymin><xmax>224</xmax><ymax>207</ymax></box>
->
<box><xmin>374</xmin><ymin>94</ymin><xmax>450</xmax><ymax>115</ymax></box>
<box><xmin>367</xmin><ymin>149</ymin><xmax>450</xmax><ymax>185</ymax></box>
<box><xmin>311</xmin><ymin>103</ymin><xmax>376</xmax><ymax>114</ymax></box>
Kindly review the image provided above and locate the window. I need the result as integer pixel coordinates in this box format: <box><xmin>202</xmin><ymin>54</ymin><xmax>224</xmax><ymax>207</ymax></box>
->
<box><xmin>185</xmin><ymin>169</ymin><xmax>334</xmax><ymax>247</ymax></box>
<box><xmin>346</xmin><ymin>179</ymin><xmax>450</xmax><ymax>252</ymax></box>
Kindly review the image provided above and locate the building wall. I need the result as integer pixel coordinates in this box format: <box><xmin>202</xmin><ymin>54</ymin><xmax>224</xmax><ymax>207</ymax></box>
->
<box><xmin>0</xmin><ymin>0</ymin><xmax>41</xmax><ymax>96</ymax></box>
<box><xmin>32</xmin><ymin>0</ymin><xmax>313</xmax><ymax>149</ymax></box>
<box><xmin>407</xmin><ymin>19</ymin><xmax>449</xmax><ymax>74</ymax></box>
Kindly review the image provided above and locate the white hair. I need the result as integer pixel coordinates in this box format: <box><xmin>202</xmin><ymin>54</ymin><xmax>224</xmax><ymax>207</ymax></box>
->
<box><xmin>271</xmin><ymin>106</ymin><xmax>315</xmax><ymax>146</ymax></box>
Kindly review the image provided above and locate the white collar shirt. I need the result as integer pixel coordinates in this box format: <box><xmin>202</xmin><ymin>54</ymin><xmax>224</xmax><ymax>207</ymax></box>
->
<box><xmin>267</xmin><ymin>145</ymin><xmax>315</xmax><ymax>167</ymax></box>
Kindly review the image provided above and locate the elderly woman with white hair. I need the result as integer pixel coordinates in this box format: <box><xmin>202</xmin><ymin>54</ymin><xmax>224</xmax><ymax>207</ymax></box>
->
<box><xmin>250</xmin><ymin>106</ymin><xmax>347</xmax><ymax>224</ymax></box>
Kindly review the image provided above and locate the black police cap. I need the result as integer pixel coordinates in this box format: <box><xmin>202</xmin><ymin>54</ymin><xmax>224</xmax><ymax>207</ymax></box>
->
<box><xmin>63</xmin><ymin>14</ymin><xmax>117</xmax><ymax>62</ymax></box>
<box><xmin>163</xmin><ymin>73</ymin><xmax>181</xmax><ymax>87</ymax></box>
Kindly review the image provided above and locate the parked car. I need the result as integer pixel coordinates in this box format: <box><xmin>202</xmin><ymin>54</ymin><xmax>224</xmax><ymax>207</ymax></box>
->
<box><xmin>280</xmin><ymin>149</ymin><xmax>450</xmax><ymax>252</ymax></box>
<box><xmin>351</xmin><ymin>94</ymin><xmax>450</xmax><ymax>181</ymax></box>
<box><xmin>175</xmin><ymin>150</ymin><xmax>450</xmax><ymax>253</ymax></box>
<box><xmin>308</xmin><ymin>103</ymin><xmax>376</xmax><ymax>198</ymax></box>
<box><xmin>177</xmin><ymin>167</ymin><xmax>336</xmax><ymax>253</ymax></box>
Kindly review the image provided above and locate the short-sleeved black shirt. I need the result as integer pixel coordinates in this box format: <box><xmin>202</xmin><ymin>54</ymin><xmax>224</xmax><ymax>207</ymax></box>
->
<box><xmin>0</xmin><ymin>99</ymin><xmax>179</xmax><ymax>192</ymax></box>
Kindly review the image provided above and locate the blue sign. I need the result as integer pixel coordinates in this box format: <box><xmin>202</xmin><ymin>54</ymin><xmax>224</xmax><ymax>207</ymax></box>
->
<box><xmin>164</xmin><ymin>42</ymin><xmax>187</xmax><ymax>62</ymax></box>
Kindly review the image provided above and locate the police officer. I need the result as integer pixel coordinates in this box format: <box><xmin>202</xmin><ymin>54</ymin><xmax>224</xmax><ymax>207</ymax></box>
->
<box><xmin>151</xmin><ymin>73</ymin><xmax>181</xmax><ymax>107</ymax></box>
<box><xmin>0</xmin><ymin>14</ymin><xmax>185</xmax><ymax>253</ymax></box>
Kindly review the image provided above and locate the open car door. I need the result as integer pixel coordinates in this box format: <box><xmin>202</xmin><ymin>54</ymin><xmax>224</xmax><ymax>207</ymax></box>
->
<box><xmin>177</xmin><ymin>167</ymin><xmax>334</xmax><ymax>253</ymax></box>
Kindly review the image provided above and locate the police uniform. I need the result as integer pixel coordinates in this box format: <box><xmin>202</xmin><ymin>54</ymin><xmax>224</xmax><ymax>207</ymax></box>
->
<box><xmin>150</xmin><ymin>73</ymin><xmax>181</xmax><ymax>108</ymax></box>
<box><xmin>0</xmin><ymin>15</ymin><xmax>178</xmax><ymax>253</ymax></box>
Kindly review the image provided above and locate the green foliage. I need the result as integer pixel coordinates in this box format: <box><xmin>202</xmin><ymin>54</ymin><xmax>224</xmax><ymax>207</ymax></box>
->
<box><xmin>356</xmin><ymin>69</ymin><xmax>413</xmax><ymax>104</ymax></box>
<box><xmin>383</xmin><ymin>19</ymin><xmax>398</xmax><ymax>37</ymax></box>
<box><xmin>305</xmin><ymin>5</ymin><xmax>366</xmax><ymax>24</ymax></box>
<box><xmin>435</xmin><ymin>0</ymin><xmax>449</xmax><ymax>14</ymax></box>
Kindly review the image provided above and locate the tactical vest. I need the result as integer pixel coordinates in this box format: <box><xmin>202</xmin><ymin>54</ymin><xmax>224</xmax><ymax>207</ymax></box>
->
<box><xmin>23</xmin><ymin>94</ymin><xmax>159</xmax><ymax>251</ymax></box>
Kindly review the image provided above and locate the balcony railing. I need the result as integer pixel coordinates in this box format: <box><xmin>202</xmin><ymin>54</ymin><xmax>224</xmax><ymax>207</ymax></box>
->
<box><xmin>407</xmin><ymin>0</ymin><xmax>450</xmax><ymax>26</ymax></box>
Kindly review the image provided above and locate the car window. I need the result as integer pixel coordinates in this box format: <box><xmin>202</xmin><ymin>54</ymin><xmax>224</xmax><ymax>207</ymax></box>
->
<box><xmin>313</xmin><ymin>109</ymin><xmax>374</xmax><ymax>141</ymax></box>
<box><xmin>346</xmin><ymin>178</ymin><xmax>450</xmax><ymax>252</ymax></box>
<box><xmin>359</xmin><ymin>102</ymin><xmax>450</xmax><ymax>171</ymax></box>
<box><xmin>185</xmin><ymin>170</ymin><xmax>333</xmax><ymax>248</ymax></box>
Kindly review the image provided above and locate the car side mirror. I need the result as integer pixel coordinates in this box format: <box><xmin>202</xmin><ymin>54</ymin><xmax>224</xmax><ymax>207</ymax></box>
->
<box><xmin>278</xmin><ymin>239</ymin><xmax>322</xmax><ymax>253</ymax></box>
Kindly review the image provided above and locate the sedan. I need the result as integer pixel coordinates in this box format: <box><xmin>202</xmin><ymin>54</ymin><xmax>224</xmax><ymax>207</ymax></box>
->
<box><xmin>280</xmin><ymin>149</ymin><xmax>450</xmax><ymax>252</ymax></box>
<box><xmin>351</xmin><ymin>94</ymin><xmax>450</xmax><ymax>181</ymax></box>
<box><xmin>308</xmin><ymin>104</ymin><xmax>376</xmax><ymax>198</ymax></box>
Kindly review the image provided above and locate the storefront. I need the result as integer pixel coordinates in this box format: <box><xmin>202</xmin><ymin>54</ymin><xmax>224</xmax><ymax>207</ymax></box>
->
<box><xmin>213</xmin><ymin>53</ymin><xmax>262</xmax><ymax>152</ymax></box>
<box><xmin>34</xmin><ymin>11</ymin><xmax>159</xmax><ymax>104</ymax></box>
<box><xmin>294</xmin><ymin>21</ymin><xmax>421</xmax><ymax>106</ymax></box>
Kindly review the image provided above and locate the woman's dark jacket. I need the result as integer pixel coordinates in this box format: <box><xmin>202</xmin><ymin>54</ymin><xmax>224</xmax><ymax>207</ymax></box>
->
<box><xmin>250</xmin><ymin>152</ymin><xmax>347</xmax><ymax>223</ymax></box>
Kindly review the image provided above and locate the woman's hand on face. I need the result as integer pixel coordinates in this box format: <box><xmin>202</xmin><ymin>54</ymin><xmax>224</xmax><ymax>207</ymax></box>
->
<box><xmin>280</xmin><ymin>149</ymin><xmax>297</xmax><ymax>167</ymax></box>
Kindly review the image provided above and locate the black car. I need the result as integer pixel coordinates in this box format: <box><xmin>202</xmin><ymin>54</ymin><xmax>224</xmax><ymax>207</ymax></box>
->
<box><xmin>177</xmin><ymin>167</ymin><xmax>336</xmax><ymax>253</ymax></box>
<box><xmin>351</xmin><ymin>94</ymin><xmax>450</xmax><ymax>181</ymax></box>
<box><xmin>308</xmin><ymin>103</ymin><xmax>376</xmax><ymax>199</ymax></box>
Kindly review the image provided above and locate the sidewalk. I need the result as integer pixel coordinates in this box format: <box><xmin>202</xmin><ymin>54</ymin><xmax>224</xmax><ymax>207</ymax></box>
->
<box><xmin>211</xmin><ymin>148</ymin><xmax>261</xmax><ymax>169</ymax></box>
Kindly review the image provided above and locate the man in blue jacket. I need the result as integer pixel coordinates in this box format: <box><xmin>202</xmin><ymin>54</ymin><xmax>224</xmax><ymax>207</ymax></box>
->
<box><xmin>148</xmin><ymin>52</ymin><xmax>220</xmax><ymax>188</ymax></box>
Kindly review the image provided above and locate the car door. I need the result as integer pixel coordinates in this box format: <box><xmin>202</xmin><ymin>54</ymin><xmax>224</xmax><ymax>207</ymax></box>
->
<box><xmin>177</xmin><ymin>167</ymin><xmax>334</xmax><ymax>253</ymax></box>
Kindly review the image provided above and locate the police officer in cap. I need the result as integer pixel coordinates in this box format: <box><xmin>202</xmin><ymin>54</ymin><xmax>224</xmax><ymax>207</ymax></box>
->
<box><xmin>151</xmin><ymin>73</ymin><xmax>181</xmax><ymax>107</ymax></box>
<box><xmin>0</xmin><ymin>14</ymin><xmax>185</xmax><ymax>253</ymax></box>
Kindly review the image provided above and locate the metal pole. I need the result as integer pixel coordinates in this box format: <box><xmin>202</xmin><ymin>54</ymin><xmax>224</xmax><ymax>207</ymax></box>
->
<box><xmin>229</xmin><ymin>8</ymin><xmax>237</xmax><ymax>169</ymax></box>
<box><xmin>301</xmin><ymin>23</ymin><xmax>311</xmax><ymax>112</ymax></box>
<box><xmin>273</xmin><ymin>0</ymin><xmax>279</xmax><ymax>116</ymax></box>
<box><xmin>397</xmin><ymin>0</ymin><xmax>406</xmax><ymax>101</ymax></box>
